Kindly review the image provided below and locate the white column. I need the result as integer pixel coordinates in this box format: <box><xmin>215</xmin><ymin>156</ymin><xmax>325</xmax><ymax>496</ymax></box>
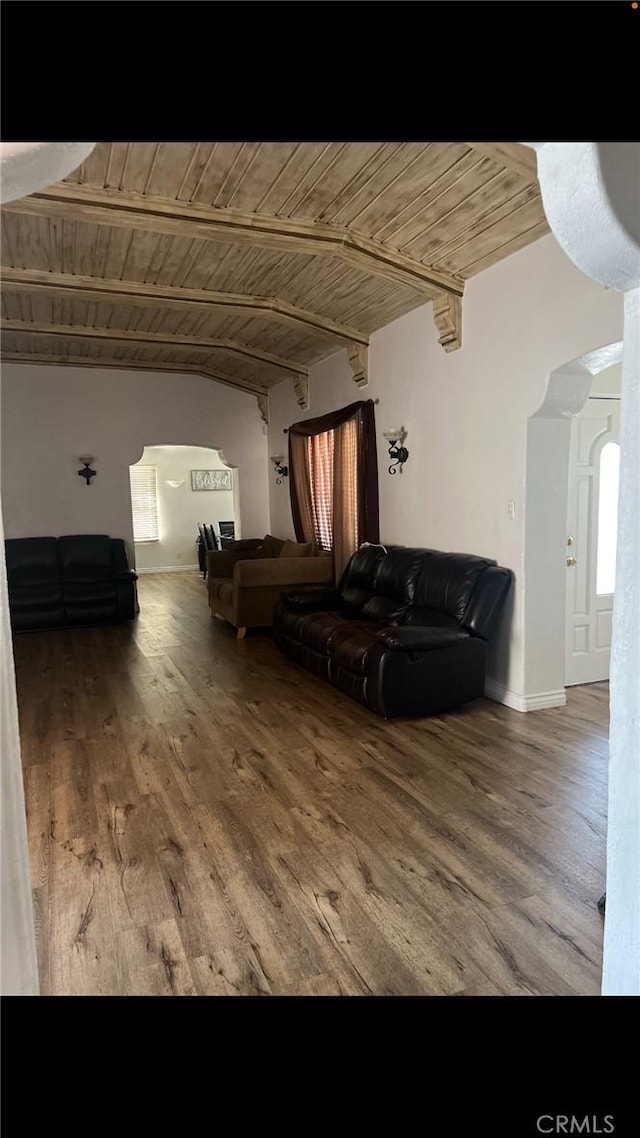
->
<box><xmin>0</xmin><ymin>498</ymin><xmax>39</xmax><ymax>994</ymax></box>
<box><xmin>605</xmin><ymin>287</ymin><xmax>640</xmax><ymax>995</ymax></box>
<box><xmin>0</xmin><ymin>143</ymin><xmax>95</xmax><ymax>995</ymax></box>
<box><xmin>530</xmin><ymin>143</ymin><xmax>640</xmax><ymax>995</ymax></box>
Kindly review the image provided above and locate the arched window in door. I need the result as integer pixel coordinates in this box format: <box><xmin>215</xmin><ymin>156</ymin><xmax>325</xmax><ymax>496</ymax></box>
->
<box><xmin>596</xmin><ymin>441</ymin><xmax>621</xmax><ymax>595</ymax></box>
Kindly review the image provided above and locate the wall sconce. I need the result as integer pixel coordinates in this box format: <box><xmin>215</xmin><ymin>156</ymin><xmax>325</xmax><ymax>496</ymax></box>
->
<box><xmin>78</xmin><ymin>456</ymin><xmax>97</xmax><ymax>486</ymax></box>
<box><xmin>382</xmin><ymin>428</ymin><xmax>409</xmax><ymax>475</ymax></box>
<box><xmin>270</xmin><ymin>455</ymin><xmax>288</xmax><ymax>484</ymax></box>
<box><xmin>165</xmin><ymin>479</ymin><xmax>185</xmax><ymax>489</ymax></box>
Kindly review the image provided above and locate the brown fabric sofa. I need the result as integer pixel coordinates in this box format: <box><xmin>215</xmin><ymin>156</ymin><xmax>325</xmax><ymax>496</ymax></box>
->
<box><xmin>207</xmin><ymin>533</ymin><xmax>333</xmax><ymax>638</ymax></box>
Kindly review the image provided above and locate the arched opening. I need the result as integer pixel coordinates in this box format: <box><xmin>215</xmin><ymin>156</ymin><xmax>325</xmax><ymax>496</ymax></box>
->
<box><xmin>128</xmin><ymin>444</ymin><xmax>240</xmax><ymax>573</ymax></box>
<box><xmin>523</xmin><ymin>342</ymin><xmax>623</xmax><ymax>706</ymax></box>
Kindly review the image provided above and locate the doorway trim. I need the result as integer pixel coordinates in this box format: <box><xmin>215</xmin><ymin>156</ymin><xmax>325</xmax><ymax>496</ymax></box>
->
<box><xmin>523</xmin><ymin>341</ymin><xmax>623</xmax><ymax>708</ymax></box>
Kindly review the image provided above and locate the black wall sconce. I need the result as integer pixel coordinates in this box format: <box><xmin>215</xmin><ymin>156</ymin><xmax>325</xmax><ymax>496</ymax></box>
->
<box><xmin>78</xmin><ymin>455</ymin><xmax>97</xmax><ymax>485</ymax></box>
<box><xmin>382</xmin><ymin>427</ymin><xmax>409</xmax><ymax>475</ymax></box>
<box><xmin>270</xmin><ymin>455</ymin><xmax>288</xmax><ymax>484</ymax></box>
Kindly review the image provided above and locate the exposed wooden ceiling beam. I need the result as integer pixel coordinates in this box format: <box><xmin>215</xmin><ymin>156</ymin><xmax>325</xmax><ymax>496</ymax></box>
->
<box><xmin>1</xmin><ymin>319</ymin><xmax>308</xmax><ymax>377</ymax></box>
<box><xmin>5</xmin><ymin>184</ymin><xmax>465</xmax><ymax>298</ymax></box>
<box><xmin>0</xmin><ymin>351</ymin><xmax>268</xmax><ymax>398</ymax></box>
<box><xmin>466</xmin><ymin>143</ymin><xmax>538</xmax><ymax>184</ymax></box>
<box><xmin>0</xmin><ymin>267</ymin><xmax>368</xmax><ymax>349</ymax></box>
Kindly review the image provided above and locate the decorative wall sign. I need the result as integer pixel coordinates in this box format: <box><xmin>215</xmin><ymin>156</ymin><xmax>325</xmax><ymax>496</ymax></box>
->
<box><xmin>190</xmin><ymin>469</ymin><xmax>232</xmax><ymax>491</ymax></box>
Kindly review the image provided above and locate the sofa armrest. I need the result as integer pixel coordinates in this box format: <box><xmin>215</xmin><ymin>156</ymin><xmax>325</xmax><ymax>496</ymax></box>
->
<box><xmin>113</xmin><ymin>569</ymin><xmax>138</xmax><ymax>582</ymax></box>
<box><xmin>234</xmin><ymin>556</ymin><xmax>333</xmax><ymax>589</ymax></box>
<box><xmin>207</xmin><ymin>548</ymin><xmax>262</xmax><ymax>578</ymax></box>
<box><xmin>281</xmin><ymin>585</ymin><xmax>343</xmax><ymax>610</ymax></box>
<box><xmin>376</xmin><ymin>626</ymin><xmax>470</xmax><ymax>652</ymax></box>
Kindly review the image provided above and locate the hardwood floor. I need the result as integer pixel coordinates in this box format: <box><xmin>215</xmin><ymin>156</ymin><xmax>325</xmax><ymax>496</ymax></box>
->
<box><xmin>14</xmin><ymin>571</ymin><xmax>609</xmax><ymax>996</ymax></box>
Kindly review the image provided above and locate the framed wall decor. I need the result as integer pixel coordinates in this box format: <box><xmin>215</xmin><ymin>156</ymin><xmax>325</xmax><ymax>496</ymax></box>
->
<box><xmin>190</xmin><ymin>469</ymin><xmax>232</xmax><ymax>491</ymax></box>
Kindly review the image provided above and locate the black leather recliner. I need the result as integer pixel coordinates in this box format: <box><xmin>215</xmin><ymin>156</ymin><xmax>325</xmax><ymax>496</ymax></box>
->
<box><xmin>4</xmin><ymin>534</ymin><xmax>138</xmax><ymax>632</ymax></box>
<box><xmin>274</xmin><ymin>544</ymin><xmax>513</xmax><ymax>718</ymax></box>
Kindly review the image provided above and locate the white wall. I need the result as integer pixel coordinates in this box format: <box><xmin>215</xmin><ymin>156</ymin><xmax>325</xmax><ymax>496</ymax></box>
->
<box><xmin>132</xmin><ymin>445</ymin><xmax>237</xmax><ymax>571</ymax></box>
<box><xmin>268</xmin><ymin>233</ymin><xmax>623</xmax><ymax>704</ymax></box>
<box><xmin>0</xmin><ymin>365</ymin><xmax>270</xmax><ymax>566</ymax></box>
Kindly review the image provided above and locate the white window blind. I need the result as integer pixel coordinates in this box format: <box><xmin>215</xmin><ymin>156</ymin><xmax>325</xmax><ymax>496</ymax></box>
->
<box><xmin>129</xmin><ymin>465</ymin><xmax>159</xmax><ymax>542</ymax></box>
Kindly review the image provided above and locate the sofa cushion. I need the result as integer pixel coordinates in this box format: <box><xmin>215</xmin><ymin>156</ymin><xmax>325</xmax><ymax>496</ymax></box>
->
<box><xmin>329</xmin><ymin>624</ymin><xmax>381</xmax><ymax>675</ymax></box>
<box><xmin>360</xmin><ymin>595</ymin><xmax>411</xmax><ymax>625</ymax></box>
<box><xmin>280</xmin><ymin>540</ymin><xmax>312</xmax><ymax>558</ymax></box>
<box><xmin>262</xmin><ymin>534</ymin><xmax>285</xmax><ymax>558</ymax></box>
<box><xmin>298</xmin><ymin>611</ymin><xmax>361</xmax><ymax>653</ymax></box>
<box><xmin>376</xmin><ymin>626</ymin><xmax>470</xmax><ymax>652</ymax></box>
<box><xmin>5</xmin><ymin>537</ymin><xmax>60</xmax><ymax>587</ymax></box>
<box><xmin>9</xmin><ymin>584</ymin><xmax>63</xmax><ymax>613</ymax></box>
<box><xmin>400</xmin><ymin>605</ymin><xmax>461</xmax><ymax>630</ymax></box>
<box><xmin>58</xmin><ymin>535</ymin><xmax>113</xmax><ymax>582</ymax></box>
<box><xmin>372</xmin><ymin>547</ymin><xmax>426</xmax><ymax>603</ymax></box>
<box><xmin>414</xmin><ymin>552</ymin><xmax>496</xmax><ymax>622</ymax></box>
<box><xmin>8</xmin><ymin>585</ymin><xmax>65</xmax><ymax>630</ymax></box>
<box><xmin>339</xmin><ymin>543</ymin><xmax>386</xmax><ymax>596</ymax></box>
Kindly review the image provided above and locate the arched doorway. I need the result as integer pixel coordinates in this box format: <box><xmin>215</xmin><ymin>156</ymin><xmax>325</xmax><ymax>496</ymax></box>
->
<box><xmin>128</xmin><ymin>444</ymin><xmax>240</xmax><ymax>573</ymax></box>
<box><xmin>523</xmin><ymin>342</ymin><xmax>623</xmax><ymax>706</ymax></box>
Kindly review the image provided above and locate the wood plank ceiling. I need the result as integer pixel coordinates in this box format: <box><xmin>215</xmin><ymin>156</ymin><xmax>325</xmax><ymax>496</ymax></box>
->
<box><xmin>1</xmin><ymin>142</ymin><xmax>548</xmax><ymax>421</ymax></box>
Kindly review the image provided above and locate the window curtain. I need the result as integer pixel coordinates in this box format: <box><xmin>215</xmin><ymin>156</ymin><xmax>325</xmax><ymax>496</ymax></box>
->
<box><xmin>288</xmin><ymin>400</ymin><xmax>379</xmax><ymax>580</ymax></box>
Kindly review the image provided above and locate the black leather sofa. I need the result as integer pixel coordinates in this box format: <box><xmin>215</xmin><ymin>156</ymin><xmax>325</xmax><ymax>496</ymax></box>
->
<box><xmin>4</xmin><ymin>535</ymin><xmax>138</xmax><ymax>632</ymax></box>
<box><xmin>274</xmin><ymin>544</ymin><xmax>513</xmax><ymax>718</ymax></box>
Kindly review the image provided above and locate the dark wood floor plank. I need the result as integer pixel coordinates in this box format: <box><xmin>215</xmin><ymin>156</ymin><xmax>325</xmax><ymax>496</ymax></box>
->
<box><xmin>13</xmin><ymin>571</ymin><xmax>609</xmax><ymax>996</ymax></box>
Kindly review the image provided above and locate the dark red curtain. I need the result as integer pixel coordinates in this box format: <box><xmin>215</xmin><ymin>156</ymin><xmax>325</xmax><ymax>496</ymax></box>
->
<box><xmin>288</xmin><ymin>400</ymin><xmax>379</xmax><ymax>578</ymax></box>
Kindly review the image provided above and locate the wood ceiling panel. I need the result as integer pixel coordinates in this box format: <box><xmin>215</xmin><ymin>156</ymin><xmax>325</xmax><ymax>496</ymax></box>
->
<box><xmin>379</xmin><ymin>154</ymin><xmax>497</xmax><ymax>253</ymax></box>
<box><xmin>429</xmin><ymin>184</ymin><xmax>543</xmax><ymax>270</ymax></box>
<box><xmin>231</xmin><ymin>250</ymin><xmax>314</xmax><ymax>297</ymax></box>
<box><xmin>136</xmin><ymin>233</ymin><xmax>173</xmax><ymax>285</ymax></box>
<box><xmin>258</xmin><ymin>144</ymin><xmax>335</xmax><ymax>216</ymax></box>
<box><xmin>171</xmin><ymin>143</ymin><xmax>217</xmax><ymax>201</ymax></box>
<box><xmin>64</xmin><ymin>142</ymin><xmax>112</xmax><ymax>188</ymax></box>
<box><xmin>2</xmin><ymin>142</ymin><xmax>548</xmax><ymax>385</ymax></box>
<box><xmin>416</xmin><ymin>177</ymin><xmax>537</xmax><ymax>267</ymax></box>
<box><xmin>144</xmin><ymin>144</ymin><xmax>201</xmax><ymax>198</ymax></box>
<box><xmin>200</xmin><ymin>352</ymin><xmax>278</xmax><ymax>388</ymax></box>
<box><xmin>103</xmin><ymin>143</ymin><xmax>133</xmax><ymax>191</ymax></box>
<box><xmin>404</xmin><ymin>165</ymin><xmax>526</xmax><ymax>263</ymax></box>
<box><xmin>437</xmin><ymin>199</ymin><xmax>549</xmax><ymax>277</ymax></box>
<box><xmin>212</xmin><ymin>142</ymin><xmax>266</xmax><ymax>208</ymax></box>
<box><xmin>367</xmin><ymin>143</ymin><xmax>472</xmax><ymax>241</ymax></box>
<box><xmin>119</xmin><ymin>143</ymin><xmax>161</xmax><ymax>194</ymax></box>
<box><xmin>174</xmin><ymin>238</ymin><xmax>237</xmax><ymax>290</ymax></box>
<box><xmin>22</xmin><ymin>291</ymin><xmax>51</xmax><ymax>325</ymax></box>
<box><xmin>1</xmin><ymin>291</ymin><xmax>26</xmax><ymax>321</ymax></box>
<box><xmin>119</xmin><ymin>229</ymin><xmax>169</xmax><ymax>283</ymax></box>
<box><xmin>1</xmin><ymin>215</ymin><xmax>20</xmax><ymax>266</ymax></box>
<box><xmin>340</xmin><ymin>280</ymin><xmax>402</xmax><ymax>325</ymax></box>
<box><xmin>99</xmin><ymin>226</ymin><xmax>134</xmax><ymax>280</ymax></box>
<box><xmin>321</xmin><ymin>142</ymin><xmax>431</xmax><ymax>227</ymax></box>
<box><xmin>285</xmin><ymin>143</ymin><xmax>385</xmax><ymax>222</ymax></box>
<box><xmin>149</xmin><ymin>235</ymin><xmax>206</xmax><ymax>287</ymax></box>
<box><xmin>353</xmin><ymin>294</ymin><xmax>421</xmax><ymax>335</ymax></box>
<box><xmin>267</xmin><ymin>143</ymin><xmax>344</xmax><ymax>216</ymax></box>
<box><xmin>188</xmin><ymin>143</ymin><xmax>246</xmax><ymax>205</ymax></box>
<box><xmin>219</xmin><ymin>143</ymin><xmax>299</xmax><ymax>211</ymax></box>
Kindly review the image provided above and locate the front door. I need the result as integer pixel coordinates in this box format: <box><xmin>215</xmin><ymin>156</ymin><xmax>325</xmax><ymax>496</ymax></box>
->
<box><xmin>565</xmin><ymin>397</ymin><xmax>621</xmax><ymax>686</ymax></box>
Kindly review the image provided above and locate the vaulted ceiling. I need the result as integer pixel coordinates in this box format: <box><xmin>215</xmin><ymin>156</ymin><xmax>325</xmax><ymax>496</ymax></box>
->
<box><xmin>1</xmin><ymin>142</ymin><xmax>548</xmax><ymax>421</ymax></box>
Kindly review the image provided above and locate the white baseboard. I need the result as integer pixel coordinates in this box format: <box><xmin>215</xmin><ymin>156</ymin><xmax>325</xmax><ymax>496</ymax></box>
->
<box><xmin>135</xmin><ymin>564</ymin><xmax>200</xmax><ymax>575</ymax></box>
<box><xmin>484</xmin><ymin>679</ymin><xmax>567</xmax><ymax>713</ymax></box>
